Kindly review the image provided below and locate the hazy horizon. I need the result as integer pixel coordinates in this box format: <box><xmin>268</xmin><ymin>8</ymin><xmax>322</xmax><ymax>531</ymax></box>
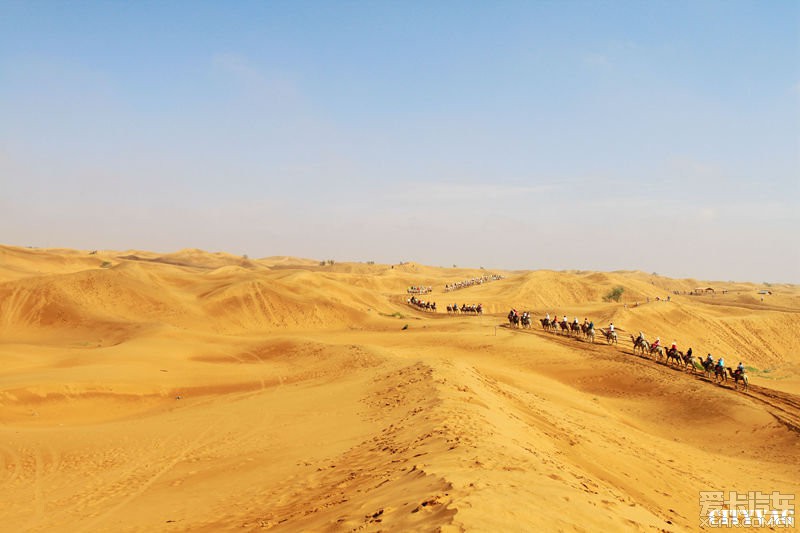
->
<box><xmin>2</xmin><ymin>2</ymin><xmax>798</xmax><ymax>283</ymax></box>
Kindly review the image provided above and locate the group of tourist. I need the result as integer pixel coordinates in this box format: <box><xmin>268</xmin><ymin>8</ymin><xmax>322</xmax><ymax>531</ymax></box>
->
<box><xmin>536</xmin><ymin>309</ymin><xmax>747</xmax><ymax>387</ymax></box>
<box><xmin>444</xmin><ymin>274</ymin><xmax>503</xmax><ymax>292</ymax></box>
<box><xmin>537</xmin><ymin>312</ymin><xmax>749</xmax><ymax>390</ymax></box>
<box><xmin>407</xmin><ymin>296</ymin><xmax>436</xmax><ymax>312</ymax></box>
<box><xmin>448</xmin><ymin>303</ymin><xmax>483</xmax><ymax>314</ymax></box>
<box><xmin>538</xmin><ymin>313</ymin><xmax>597</xmax><ymax>336</ymax></box>
<box><xmin>632</xmin><ymin>330</ymin><xmax>747</xmax><ymax>384</ymax></box>
<box><xmin>407</xmin><ymin>285</ymin><xmax>433</xmax><ymax>294</ymax></box>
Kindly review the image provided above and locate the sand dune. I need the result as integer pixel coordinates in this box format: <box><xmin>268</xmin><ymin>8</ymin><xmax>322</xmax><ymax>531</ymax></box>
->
<box><xmin>0</xmin><ymin>245</ymin><xmax>798</xmax><ymax>531</ymax></box>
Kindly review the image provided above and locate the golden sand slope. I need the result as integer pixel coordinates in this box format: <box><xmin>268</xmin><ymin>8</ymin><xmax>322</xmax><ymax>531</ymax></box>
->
<box><xmin>0</xmin><ymin>245</ymin><xmax>798</xmax><ymax>532</ymax></box>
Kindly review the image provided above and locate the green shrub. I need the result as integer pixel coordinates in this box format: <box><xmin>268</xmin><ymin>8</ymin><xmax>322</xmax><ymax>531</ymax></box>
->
<box><xmin>603</xmin><ymin>286</ymin><xmax>625</xmax><ymax>302</ymax></box>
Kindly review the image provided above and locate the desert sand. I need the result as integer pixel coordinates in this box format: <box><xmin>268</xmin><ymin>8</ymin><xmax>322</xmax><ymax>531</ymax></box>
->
<box><xmin>1</xmin><ymin>244</ymin><xmax>798</xmax><ymax>532</ymax></box>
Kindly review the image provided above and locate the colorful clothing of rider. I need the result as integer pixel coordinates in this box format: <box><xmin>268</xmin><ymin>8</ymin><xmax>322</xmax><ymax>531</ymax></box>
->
<box><xmin>736</xmin><ymin>362</ymin><xmax>745</xmax><ymax>375</ymax></box>
<box><xmin>716</xmin><ymin>357</ymin><xmax>725</xmax><ymax>369</ymax></box>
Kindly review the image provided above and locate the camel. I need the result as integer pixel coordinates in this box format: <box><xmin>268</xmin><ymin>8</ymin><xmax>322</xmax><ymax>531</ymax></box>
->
<box><xmin>650</xmin><ymin>344</ymin><xmax>664</xmax><ymax>361</ymax></box>
<box><xmin>665</xmin><ymin>348</ymin><xmax>683</xmax><ymax>366</ymax></box>
<box><xmin>559</xmin><ymin>320</ymin><xmax>570</xmax><ymax>335</ymax></box>
<box><xmin>727</xmin><ymin>367</ymin><xmax>749</xmax><ymax>391</ymax></box>
<box><xmin>601</xmin><ymin>329</ymin><xmax>618</xmax><ymax>345</ymax></box>
<box><xmin>714</xmin><ymin>364</ymin><xmax>727</xmax><ymax>384</ymax></box>
<box><xmin>585</xmin><ymin>326</ymin><xmax>595</xmax><ymax>343</ymax></box>
<box><xmin>631</xmin><ymin>335</ymin><xmax>649</xmax><ymax>356</ymax></box>
<box><xmin>682</xmin><ymin>353</ymin><xmax>697</xmax><ymax>373</ymax></box>
<box><xmin>700</xmin><ymin>357</ymin><xmax>715</xmax><ymax>378</ymax></box>
<box><xmin>570</xmin><ymin>321</ymin><xmax>581</xmax><ymax>336</ymax></box>
<box><xmin>508</xmin><ymin>310</ymin><xmax>520</xmax><ymax>328</ymax></box>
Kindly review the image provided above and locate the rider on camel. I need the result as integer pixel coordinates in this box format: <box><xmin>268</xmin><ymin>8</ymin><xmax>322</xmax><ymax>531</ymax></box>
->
<box><xmin>716</xmin><ymin>356</ymin><xmax>725</xmax><ymax>369</ymax></box>
<box><xmin>652</xmin><ymin>337</ymin><xmax>660</xmax><ymax>349</ymax></box>
<box><xmin>669</xmin><ymin>341</ymin><xmax>677</xmax><ymax>355</ymax></box>
<box><xmin>706</xmin><ymin>354</ymin><xmax>714</xmax><ymax>367</ymax></box>
<box><xmin>735</xmin><ymin>361</ymin><xmax>745</xmax><ymax>376</ymax></box>
<box><xmin>563</xmin><ymin>315</ymin><xmax>568</xmax><ymax>325</ymax></box>
<box><xmin>573</xmin><ymin>316</ymin><xmax>579</xmax><ymax>325</ymax></box>
<box><xmin>609</xmin><ymin>322</ymin><xmax>614</xmax><ymax>333</ymax></box>
<box><xmin>637</xmin><ymin>331</ymin><xmax>646</xmax><ymax>344</ymax></box>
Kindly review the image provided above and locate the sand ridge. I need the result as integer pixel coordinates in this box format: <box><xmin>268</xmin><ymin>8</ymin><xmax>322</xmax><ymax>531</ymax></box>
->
<box><xmin>0</xmin><ymin>245</ymin><xmax>798</xmax><ymax>531</ymax></box>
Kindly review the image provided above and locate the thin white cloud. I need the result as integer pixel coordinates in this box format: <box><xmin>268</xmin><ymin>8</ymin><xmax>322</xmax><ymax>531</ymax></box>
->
<box><xmin>699</xmin><ymin>207</ymin><xmax>716</xmax><ymax>221</ymax></box>
<box><xmin>210</xmin><ymin>52</ymin><xmax>298</xmax><ymax>102</ymax></box>
<box><xmin>583</xmin><ymin>52</ymin><xmax>610</xmax><ymax>67</ymax></box>
<box><xmin>390</xmin><ymin>182</ymin><xmax>560</xmax><ymax>202</ymax></box>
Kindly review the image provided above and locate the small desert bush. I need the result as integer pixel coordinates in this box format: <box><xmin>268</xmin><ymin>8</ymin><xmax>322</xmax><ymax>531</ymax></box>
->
<box><xmin>603</xmin><ymin>286</ymin><xmax>625</xmax><ymax>302</ymax></box>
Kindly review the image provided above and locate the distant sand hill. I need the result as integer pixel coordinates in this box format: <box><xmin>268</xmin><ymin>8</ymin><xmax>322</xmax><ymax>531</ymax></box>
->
<box><xmin>0</xmin><ymin>244</ymin><xmax>798</xmax><ymax>531</ymax></box>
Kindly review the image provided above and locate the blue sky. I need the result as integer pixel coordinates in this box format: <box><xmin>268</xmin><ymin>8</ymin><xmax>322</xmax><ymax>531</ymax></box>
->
<box><xmin>1</xmin><ymin>1</ymin><xmax>798</xmax><ymax>282</ymax></box>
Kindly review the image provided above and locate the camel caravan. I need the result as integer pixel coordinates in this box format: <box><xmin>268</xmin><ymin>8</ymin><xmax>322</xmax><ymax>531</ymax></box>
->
<box><xmin>448</xmin><ymin>303</ymin><xmax>483</xmax><ymax>315</ymax></box>
<box><xmin>525</xmin><ymin>311</ymin><xmax>750</xmax><ymax>393</ymax></box>
<box><xmin>407</xmin><ymin>298</ymin><xmax>482</xmax><ymax>315</ymax></box>
<box><xmin>629</xmin><ymin>332</ymin><xmax>749</xmax><ymax>391</ymax></box>
<box><xmin>401</xmin><ymin>287</ymin><xmax>750</xmax><ymax>394</ymax></box>
<box><xmin>444</xmin><ymin>274</ymin><xmax>504</xmax><ymax>292</ymax></box>
<box><xmin>507</xmin><ymin>309</ymin><xmax>532</xmax><ymax>328</ymax></box>
<box><xmin>537</xmin><ymin>314</ymin><xmax>600</xmax><ymax>344</ymax></box>
<box><xmin>406</xmin><ymin>296</ymin><xmax>436</xmax><ymax>312</ymax></box>
<box><xmin>407</xmin><ymin>285</ymin><xmax>432</xmax><ymax>295</ymax></box>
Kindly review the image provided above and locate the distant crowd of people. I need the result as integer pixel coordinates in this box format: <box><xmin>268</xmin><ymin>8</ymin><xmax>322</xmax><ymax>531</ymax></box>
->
<box><xmin>407</xmin><ymin>296</ymin><xmax>436</xmax><ymax>312</ymax></box>
<box><xmin>444</xmin><ymin>274</ymin><xmax>503</xmax><ymax>292</ymax></box>
<box><xmin>407</xmin><ymin>285</ymin><xmax>433</xmax><ymax>294</ymax></box>
<box><xmin>447</xmin><ymin>303</ymin><xmax>483</xmax><ymax>314</ymax></box>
